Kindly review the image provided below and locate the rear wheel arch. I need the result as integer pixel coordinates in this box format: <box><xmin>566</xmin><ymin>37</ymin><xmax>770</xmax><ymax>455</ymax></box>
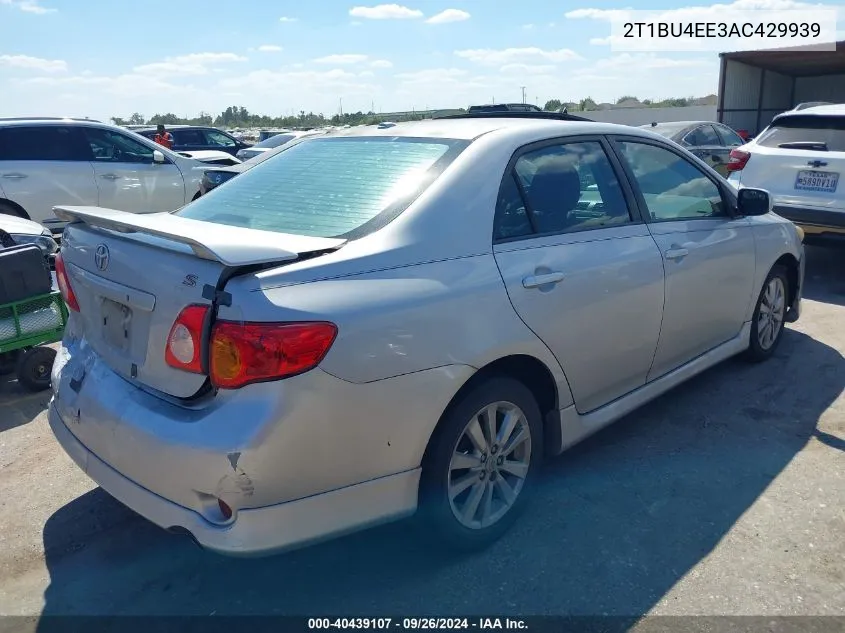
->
<box><xmin>0</xmin><ymin>199</ymin><xmax>29</xmax><ymax>219</ymax></box>
<box><xmin>423</xmin><ymin>354</ymin><xmax>562</xmax><ymax>466</ymax></box>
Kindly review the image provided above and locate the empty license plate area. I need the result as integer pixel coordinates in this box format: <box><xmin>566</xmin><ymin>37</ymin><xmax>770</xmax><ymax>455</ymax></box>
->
<box><xmin>101</xmin><ymin>297</ymin><xmax>133</xmax><ymax>352</ymax></box>
<box><xmin>795</xmin><ymin>170</ymin><xmax>839</xmax><ymax>193</ymax></box>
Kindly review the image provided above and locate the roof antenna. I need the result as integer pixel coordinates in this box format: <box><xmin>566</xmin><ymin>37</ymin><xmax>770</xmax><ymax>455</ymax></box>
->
<box><xmin>651</xmin><ymin>121</ymin><xmax>657</xmax><ymax>127</ymax></box>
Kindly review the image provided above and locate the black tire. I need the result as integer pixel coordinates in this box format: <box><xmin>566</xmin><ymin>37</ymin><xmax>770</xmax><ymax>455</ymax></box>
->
<box><xmin>744</xmin><ymin>265</ymin><xmax>789</xmax><ymax>363</ymax></box>
<box><xmin>0</xmin><ymin>351</ymin><xmax>20</xmax><ymax>376</ymax></box>
<box><xmin>418</xmin><ymin>377</ymin><xmax>544</xmax><ymax>552</ymax></box>
<box><xmin>16</xmin><ymin>346</ymin><xmax>56</xmax><ymax>392</ymax></box>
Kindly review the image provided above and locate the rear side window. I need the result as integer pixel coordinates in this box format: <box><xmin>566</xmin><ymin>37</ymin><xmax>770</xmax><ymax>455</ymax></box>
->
<box><xmin>494</xmin><ymin>141</ymin><xmax>631</xmax><ymax>240</ymax></box>
<box><xmin>0</xmin><ymin>126</ymin><xmax>89</xmax><ymax>161</ymax></box>
<box><xmin>683</xmin><ymin>125</ymin><xmax>720</xmax><ymax>146</ymax></box>
<box><xmin>715</xmin><ymin>124</ymin><xmax>744</xmax><ymax>147</ymax></box>
<box><xmin>176</xmin><ymin>136</ymin><xmax>468</xmax><ymax>238</ymax></box>
<box><xmin>756</xmin><ymin>115</ymin><xmax>845</xmax><ymax>152</ymax></box>
<box><xmin>173</xmin><ymin>129</ymin><xmax>205</xmax><ymax>145</ymax></box>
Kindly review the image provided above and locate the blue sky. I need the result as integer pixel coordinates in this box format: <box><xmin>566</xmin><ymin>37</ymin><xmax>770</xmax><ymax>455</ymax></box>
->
<box><xmin>1</xmin><ymin>0</ymin><xmax>843</xmax><ymax>120</ymax></box>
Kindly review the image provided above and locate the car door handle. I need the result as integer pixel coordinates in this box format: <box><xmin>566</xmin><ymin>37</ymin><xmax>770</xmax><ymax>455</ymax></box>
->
<box><xmin>1</xmin><ymin>173</ymin><xmax>27</xmax><ymax>179</ymax></box>
<box><xmin>522</xmin><ymin>272</ymin><xmax>565</xmax><ymax>288</ymax></box>
<box><xmin>100</xmin><ymin>173</ymin><xmax>121</xmax><ymax>180</ymax></box>
<box><xmin>664</xmin><ymin>247</ymin><xmax>689</xmax><ymax>260</ymax></box>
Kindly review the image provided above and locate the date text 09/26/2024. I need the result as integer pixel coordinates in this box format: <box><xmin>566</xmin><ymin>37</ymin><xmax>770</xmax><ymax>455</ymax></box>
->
<box><xmin>308</xmin><ymin>618</ymin><xmax>528</xmax><ymax>630</ymax></box>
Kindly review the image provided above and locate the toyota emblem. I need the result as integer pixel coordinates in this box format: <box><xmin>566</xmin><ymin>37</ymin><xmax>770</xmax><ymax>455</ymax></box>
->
<box><xmin>94</xmin><ymin>244</ymin><xmax>110</xmax><ymax>271</ymax></box>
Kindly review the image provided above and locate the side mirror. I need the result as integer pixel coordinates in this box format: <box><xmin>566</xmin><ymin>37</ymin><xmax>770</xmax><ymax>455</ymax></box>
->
<box><xmin>737</xmin><ymin>187</ymin><xmax>771</xmax><ymax>216</ymax></box>
<box><xmin>153</xmin><ymin>150</ymin><xmax>166</xmax><ymax>164</ymax></box>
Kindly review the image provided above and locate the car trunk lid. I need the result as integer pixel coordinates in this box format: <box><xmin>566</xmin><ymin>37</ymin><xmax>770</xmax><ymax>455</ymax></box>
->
<box><xmin>55</xmin><ymin>206</ymin><xmax>345</xmax><ymax>399</ymax></box>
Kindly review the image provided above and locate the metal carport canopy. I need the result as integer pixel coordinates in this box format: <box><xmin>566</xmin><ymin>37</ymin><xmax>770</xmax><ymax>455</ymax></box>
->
<box><xmin>717</xmin><ymin>40</ymin><xmax>845</xmax><ymax>134</ymax></box>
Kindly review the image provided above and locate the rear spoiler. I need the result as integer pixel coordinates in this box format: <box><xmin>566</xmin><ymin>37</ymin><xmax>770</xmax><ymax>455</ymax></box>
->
<box><xmin>53</xmin><ymin>206</ymin><xmax>346</xmax><ymax>268</ymax></box>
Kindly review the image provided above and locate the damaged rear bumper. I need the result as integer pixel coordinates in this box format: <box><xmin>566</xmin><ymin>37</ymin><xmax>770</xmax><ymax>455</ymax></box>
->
<box><xmin>49</xmin><ymin>403</ymin><xmax>419</xmax><ymax>556</ymax></box>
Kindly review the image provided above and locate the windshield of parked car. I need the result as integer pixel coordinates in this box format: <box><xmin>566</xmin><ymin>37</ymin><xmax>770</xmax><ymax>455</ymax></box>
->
<box><xmin>253</xmin><ymin>134</ymin><xmax>297</xmax><ymax>149</ymax></box>
<box><xmin>757</xmin><ymin>115</ymin><xmax>845</xmax><ymax>152</ymax></box>
<box><xmin>176</xmin><ymin>136</ymin><xmax>469</xmax><ymax>238</ymax></box>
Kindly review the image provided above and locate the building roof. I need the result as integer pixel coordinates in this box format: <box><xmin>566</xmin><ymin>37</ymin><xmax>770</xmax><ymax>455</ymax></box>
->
<box><xmin>720</xmin><ymin>40</ymin><xmax>845</xmax><ymax>76</ymax></box>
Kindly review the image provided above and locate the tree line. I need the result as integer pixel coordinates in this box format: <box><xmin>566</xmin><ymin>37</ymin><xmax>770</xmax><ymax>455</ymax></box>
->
<box><xmin>111</xmin><ymin>96</ymin><xmax>718</xmax><ymax>129</ymax></box>
<box><xmin>111</xmin><ymin>106</ymin><xmax>432</xmax><ymax>129</ymax></box>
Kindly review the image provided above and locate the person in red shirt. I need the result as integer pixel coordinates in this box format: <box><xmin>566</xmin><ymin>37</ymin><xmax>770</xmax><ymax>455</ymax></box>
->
<box><xmin>153</xmin><ymin>124</ymin><xmax>174</xmax><ymax>150</ymax></box>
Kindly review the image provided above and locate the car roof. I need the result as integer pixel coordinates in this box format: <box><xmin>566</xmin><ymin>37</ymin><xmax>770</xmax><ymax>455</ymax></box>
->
<box><xmin>0</xmin><ymin>117</ymin><xmax>102</xmax><ymax>126</ymax></box>
<box><xmin>778</xmin><ymin>103</ymin><xmax>845</xmax><ymax>117</ymax></box>
<box><xmin>307</xmin><ymin>116</ymin><xmax>639</xmax><ymax>141</ymax></box>
<box><xmin>199</xmin><ymin>117</ymin><xmax>667</xmax><ymax>179</ymax></box>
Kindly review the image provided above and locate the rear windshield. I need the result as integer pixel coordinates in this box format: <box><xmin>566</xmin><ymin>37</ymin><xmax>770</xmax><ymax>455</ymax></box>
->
<box><xmin>757</xmin><ymin>115</ymin><xmax>845</xmax><ymax>152</ymax></box>
<box><xmin>175</xmin><ymin>136</ymin><xmax>469</xmax><ymax>238</ymax></box>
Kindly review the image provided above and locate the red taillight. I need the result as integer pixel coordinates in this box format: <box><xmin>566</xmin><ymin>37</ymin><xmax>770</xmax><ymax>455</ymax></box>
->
<box><xmin>54</xmin><ymin>252</ymin><xmax>80</xmax><ymax>312</ymax></box>
<box><xmin>165</xmin><ymin>304</ymin><xmax>209</xmax><ymax>373</ymax></box>
<box><xmin>727</xmin><ymin>149</ymin><xmax>750</xmax><ymax>172</ymax></box>
<box><xmin>210</xmin><ymin>321</ymin><xmax>337</xmax><ymax>389</ymax></box>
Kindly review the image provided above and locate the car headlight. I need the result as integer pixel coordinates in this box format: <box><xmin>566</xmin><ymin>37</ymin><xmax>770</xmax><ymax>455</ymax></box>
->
<box><xmin>10</xmin><ymin>232</ymin><xmax>59</xmax><ymax>254</ymax></box>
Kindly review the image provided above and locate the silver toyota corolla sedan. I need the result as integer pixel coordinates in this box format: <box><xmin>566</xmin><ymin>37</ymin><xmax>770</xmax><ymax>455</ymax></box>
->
<box><xmin>48</xmin><ymin>115</ymin><xmax>805</xmax><ymax>557</ymax></box>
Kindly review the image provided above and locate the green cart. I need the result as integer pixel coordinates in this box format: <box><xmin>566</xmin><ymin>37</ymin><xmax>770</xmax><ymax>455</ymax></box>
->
<box><xmin>0</xmin><ymin>291</ymin><xmax>68</xmax><ymax>392</ymax></box>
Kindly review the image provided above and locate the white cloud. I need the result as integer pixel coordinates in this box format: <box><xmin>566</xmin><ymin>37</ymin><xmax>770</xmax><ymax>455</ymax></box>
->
<box><xmin>426</xmin><ymin>9</ymin><xmax>470</xmax><ymax>24</ymax></box>
<box><xmin>370</xmin><ymin>59</ymin><xmax>393</xmax><ymax>68</ymax></box>
<box><xmin>522</xmin><ymin>24</ymin><xmax>534</xmax><ymax>30</ymax></box>
<box><xmin>314</xmin><ymin>54</ymin><xmax>369</xmax><ymax>65</ymax></box>
<box><xmin>455</xmin><ymin>47</ymin><xmax>582</xmax><ymax>65</ymax></box>
<box><xmin>278</xmin><ymin>16</ymin><xmax>297</xmax><ymax>22</ymax></box>
<box><xmin>0</xmin><ymin>0</ymin><xmax>56</xmax><ymax>14</ymax></box>
<box><xmin>566</xmin><ymin>0</ymin><xmax>841</xmax><ymax>22</ymax></box>
<box><xmin>359</xmin><ymin>70</ymin><xmax>375</xmax><ymax>78</ymax></box>
<box><xmin>395</xmin><ymin>68</ymin><xmax>468</xmax><ymax>84</ymax></box>
<box><xmin>0</xmin><ymin>54</ymin><xmax>66</xmax><ymax>72</ymax></box>
<box><xmin>257</xmin><ymin>45</ymin><xmax>283</xmax><ymax>52</ymax></box>
<box><xmin>500</xmin><ymin>63</ymin><xmax>557</xmax><ymax>75</ymax></box>
<box><xmin>581</xmin><ymin>53</ymin><xmax>710</xmax><ymax>73</ymax></box>
<box><xmin>133</xmin><ymin>52</ymin><xmax>247</xmax><ymax>77</ymax></box>
<box><xmin>349</xmin><ymin>4</ymin><xmax>423</xmax><ymax>19</ymax></box>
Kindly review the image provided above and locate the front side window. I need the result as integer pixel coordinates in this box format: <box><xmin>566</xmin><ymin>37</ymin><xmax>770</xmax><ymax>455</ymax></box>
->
<box><xmin>205</xmin><ymin>130</ymin><xmax>237</xmax><ymax>148</ymax></box>
<box><xmin>716</xmin><ymin>124</ymin><xmax>745</xmax><ymax>147</ymax></box>
<box><xmin>176</xmin><ymin>136</ymin><xmax>468</xmax><ymax>238</ymax></box>
<box><xmin>494</xmin><ymin>141</ymin><xmax>631</xmax><ymax>239</ymax></box>
<box><xmin>82</xmin><ymin>128</ymin><xmax>156</xmax><ymax>164</ymax></box>
<box><xmin>617</xmin><ymin>140</ymin><xmax>725</xmax><ymax>221</ymax></box>
<box><xmin>0</xmin><ymin>126</ymin><xmax>89</xmax><ymax>161</ymax></box>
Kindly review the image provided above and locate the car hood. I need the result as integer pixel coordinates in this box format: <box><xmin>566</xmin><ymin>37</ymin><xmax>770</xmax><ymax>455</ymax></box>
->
<box><xmin>0</xmin><ymin>214</ymin><xmax>45</xmax><ymax>236</ymax></box>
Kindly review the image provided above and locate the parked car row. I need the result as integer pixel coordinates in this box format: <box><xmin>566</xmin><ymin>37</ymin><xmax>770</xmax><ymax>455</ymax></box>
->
<box><xmin>0</xmin><ymin>118</ymin><xmax>242</xmax><ymax>232</ymax></box>
<box><xmin>727</xmin><ymin>103</ymin><xmax>845</xmax><ymax>243</ymax></box>
<box><xmin>45</xmin><ymin>109</ymin><xmax>805</xmax><ymax>559</ymax></box>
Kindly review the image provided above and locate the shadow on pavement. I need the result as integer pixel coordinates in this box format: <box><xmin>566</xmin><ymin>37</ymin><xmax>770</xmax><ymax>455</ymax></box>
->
<box><xmin>36</xmin><ymin>325</ymin><xmax>844</xmax><ymax>618</ymax></box>
<box><xmin>802</xmin><ymin>244</ymin><xmax>845</xmax><ymax>307</ymax></box>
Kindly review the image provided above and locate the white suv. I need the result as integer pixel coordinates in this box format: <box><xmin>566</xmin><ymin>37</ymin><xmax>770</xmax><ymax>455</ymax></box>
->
<box><xmin>0</xmin><ymin>118</ymin><xmax>232</xmax><ymax>233</ymax></box>
<box><xmin>727</xmin><ymin>104</ymin><xmax>845</xmax><ymax>242</ymax></box>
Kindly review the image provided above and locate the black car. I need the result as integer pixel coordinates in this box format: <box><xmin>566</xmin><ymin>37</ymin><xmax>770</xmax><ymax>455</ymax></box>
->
<box><xmin>467</xmin><ymin>103</ymin><xmax>544</xmax><ymax>113</ymax></box>
<box><xmin>136</xmin><ymin>125</ymin><xmax>252</xmax><ymax>157</ymax></box>
<box><xmin>641</xmin><ymin>121</ymin><xmax>746</xmax><ymax>177</ymax></box>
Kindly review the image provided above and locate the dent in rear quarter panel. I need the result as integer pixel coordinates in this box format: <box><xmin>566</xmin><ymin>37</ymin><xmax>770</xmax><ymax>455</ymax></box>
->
<box><xmin>747</xmin><ymin>216</ymin><xmax>803</xmax><ymax>321</ymax></box>
<box><xmin>219</xmin><ymin>254</ymin><xmax>574</xmax><ymax>404</ymax></box>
